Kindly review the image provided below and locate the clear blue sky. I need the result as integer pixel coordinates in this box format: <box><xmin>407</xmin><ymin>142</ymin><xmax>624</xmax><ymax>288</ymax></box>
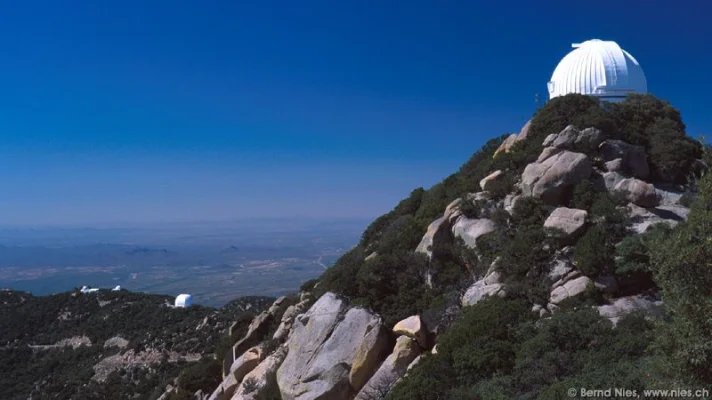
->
<box><xmin>1</xmin><ymin>0</ymin><xmax>710</xmax><ymax>227</ymax></box>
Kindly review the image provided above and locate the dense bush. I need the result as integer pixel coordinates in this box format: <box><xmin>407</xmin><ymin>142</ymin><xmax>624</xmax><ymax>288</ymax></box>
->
<box><xmin>388</xmin><ymin>303</ymin><xmax>662</xmax><ymax>400</ymax></box>
<box><xmin>651</xmin><ymin>173</ymin><xmax>712</xmax><ymax>383</ymax></box>
<box><xmin>174</xmin><ymin>357</ymin><xmax>222</xmax><ymax>395</ymax></box>
<box><xmin>615</xmin><ymin>224</ymin><xmax>672</xmax><ymax>275</ymax></box>
<box><xmin>570</xmin><ymin>179</ymin><xmax>599</xmax><ymax>210</ymax></box>
<box><xmin>574</xmin><ymin>225</ymin><xmax>611</xmax><ymax>276</ymax></box>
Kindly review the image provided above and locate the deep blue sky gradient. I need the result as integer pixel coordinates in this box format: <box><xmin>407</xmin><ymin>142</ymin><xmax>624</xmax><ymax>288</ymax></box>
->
<box><xmin>1</xmin><ymin>1</ymin><xmax>710</xmax><ymax>226</ymax></box>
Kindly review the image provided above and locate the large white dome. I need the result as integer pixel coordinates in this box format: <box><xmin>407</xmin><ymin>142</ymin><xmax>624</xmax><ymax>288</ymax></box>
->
<box><xmin>547</xmin><ymin>39</ymin><xmax>647</xmax><ymax>102</ymax></box>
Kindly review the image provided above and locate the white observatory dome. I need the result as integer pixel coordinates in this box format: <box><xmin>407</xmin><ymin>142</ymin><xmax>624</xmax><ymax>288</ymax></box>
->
<box><xmin>547</xmin><ymin>39</ymin><xmax>647</xmax><ymax>102</ymax></box>
<box><xmin>175</xmin><ymin>294</ymin><xmax>193</xmax><ymax>308</ymax></box>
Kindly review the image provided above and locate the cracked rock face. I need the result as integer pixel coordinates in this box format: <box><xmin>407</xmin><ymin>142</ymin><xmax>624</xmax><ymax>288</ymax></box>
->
<box><xmin>276</xmin><ymin>293</ymin><xmax>386</xmax><ymax>400</ymax></box>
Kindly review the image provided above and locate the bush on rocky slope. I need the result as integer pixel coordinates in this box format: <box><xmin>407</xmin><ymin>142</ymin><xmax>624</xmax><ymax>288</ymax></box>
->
<box><xmin>199</xmin><ymin>93</ymin><xmax>710</xmax><ymax>400</ymax></box>
<box><xmin>651</xmin><ymin>172</ymin><xmax>712</xmax><ymax>383</ymax></box>
<box><xmin>387</xmin><ymin>298</ymin><xmax>665</xmax><ymax>400</ymax></box>
<box><xmin>314</xmin><ymin>94</ymin><xmax>703</xmax><ymax>335</ymax></box>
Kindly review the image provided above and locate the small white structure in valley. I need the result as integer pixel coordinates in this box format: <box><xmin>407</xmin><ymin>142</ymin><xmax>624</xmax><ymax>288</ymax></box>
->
<box><xmin>175</xmin><ymin>294</ymin><xmax>193</xmax><ymax>308</ymax></box>
<box><xmin>80</xmin><ymin>285</ymin><xmax>99</xmax><ymax>294</ymax></box>
<box><xmin>548</xmin><ymin>39</ymin><xmax>647</xmax><ymax>102</ymax></box>
<box><xmin>112</xmin><ymin>285</ymin><xmax>121</xmax><ymax>291</ymax></box>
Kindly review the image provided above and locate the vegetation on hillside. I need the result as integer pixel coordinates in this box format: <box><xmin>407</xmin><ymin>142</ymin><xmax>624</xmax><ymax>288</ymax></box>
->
<box><xmin>315</xmin><ymin>93</ymin><xmax>705</xmax><ymax>329</ymax></box>
<box><xmin>0</xmin><ymin>290</ymin><xmax>273</xmax><ymax>400</ymax></box>
<box><xmin>309</xmin><ymin>93</ymin><xmax>710</xmax><ymax>397</ymax></box>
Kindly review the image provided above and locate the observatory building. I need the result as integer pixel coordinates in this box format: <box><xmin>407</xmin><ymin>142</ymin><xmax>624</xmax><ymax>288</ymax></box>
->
<box><xmin>547</xmin><ymin>39</ymin><xmax>647</xmax><ymax>102</ymax></box>
<box><xmin>175</xmin><ymin>294</ymin><xmax>193</xmax><ymax>308</ymax></box>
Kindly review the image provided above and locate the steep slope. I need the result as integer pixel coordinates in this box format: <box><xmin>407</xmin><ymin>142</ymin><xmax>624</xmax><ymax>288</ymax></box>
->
<box><xmin>207</xmin><ymin>93</ymin><xmax>712</xmax><ymax>400</ymax></box>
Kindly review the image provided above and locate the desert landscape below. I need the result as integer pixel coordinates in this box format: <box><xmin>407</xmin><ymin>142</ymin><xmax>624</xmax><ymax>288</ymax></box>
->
<box><xmin>0</xmin><ymin>217</ymin><xmax>367</xmax><ymax>307</ymax></box>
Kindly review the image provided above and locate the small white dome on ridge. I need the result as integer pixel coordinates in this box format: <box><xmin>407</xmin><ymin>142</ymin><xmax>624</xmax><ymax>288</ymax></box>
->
<box><xmin>548</xmin><ymin>39</ymin><xmax>647</xmax><ymax>102</ymax></box>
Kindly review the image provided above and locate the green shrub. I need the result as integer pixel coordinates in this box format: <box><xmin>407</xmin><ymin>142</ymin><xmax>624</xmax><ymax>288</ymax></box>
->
<box><xmin>651</xmin><ymin>173</ymin><xmax>712</xmax><ymax>383</ymax></box>
<box><xmin>574</xmin><ymin>225</ymin><xmax>612</xmax><ymax>277</ymax></box>
<box><xmin>486</xmin><ymin>171</ymin><xmax>517</xmax><ymax>200</ymax></box>
<box><xmin>387</xmin><ymin>297</ymin><xmax>531</xmax><ymax>400</ymax></box>
<box><xmin>615</xmin><ymin>224</ymin><xmax>671</xmax><ymax>275</ymax></box>
<box><xmin>299</xmin><ymin>278</ymin><xmax>319</xmax><ymax>293</ymax></box>
<box><xmin>176</xmin><ymin>358</ymin><xmax>222</xmax><ymax>395</ymax></box>
<box><xmin>511</xmin><ymin>197</ymin><xmax>549</xmax><ymax>228</ymax></box>
<box><xmin>647</xmin><ymin>120</ymin><xmax>702</xmax><ymax>183</ymax></box>
<box><xmin>571</xmin><ymin>180</ymin><xmax>600</xmax><ymax>210</ymax></box>
<box><xmin>458</xmin><ymin>196</ymin><xmax>481</xmax><ymax>218</ymax></box>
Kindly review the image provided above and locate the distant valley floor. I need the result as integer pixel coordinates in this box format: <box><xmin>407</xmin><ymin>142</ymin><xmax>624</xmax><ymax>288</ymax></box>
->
<box><xmin>0</xmin><ymin>255</ymin><xmax>339</xmax><ymax>307</ymax></box>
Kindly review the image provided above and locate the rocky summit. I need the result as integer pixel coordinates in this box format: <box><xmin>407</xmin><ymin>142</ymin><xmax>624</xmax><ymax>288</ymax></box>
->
<box><xmin>4</xmin><ymin>94</ymin><xmax>712</xmax><ymax>399</ymax></box>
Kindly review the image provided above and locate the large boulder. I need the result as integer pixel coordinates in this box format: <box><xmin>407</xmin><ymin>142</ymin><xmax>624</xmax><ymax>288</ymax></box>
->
<box><xmin>354</xmin><ymin>336</ymin><xmax>421</xmax><ymax>400</ymax></box>
<box><xmin>348</xmin><ymin>323</ymin><xmax>391</xmax><ymax>392</ymax></box>
<box><xmin>542</xmin><ymin>125</ymin><xmax>604</xmax><ymax>152</ymax></box>
<box><xmin>536</xmin><ymin>146</ymin><xmax>564</xmax><ymax>163</ymax></box>
<box><xmin>479</xmin><ymin>170</ymin><xmax>504</xmax><ymax>191</ymax></box>
<box><xmin>277</xmin><ymin>293</ymin><xmax>385</xmax><ymax>400</ymax></box>
<box><xmin>599</xmin><ymin>139</ymin><xmax>649</xmax><ymax>179</ymax></box>
<box><xmin>550</xmin><ymin>276</ymin><xmax>593</xmax><ymax>304</ymax></box>
<box><xmin>232</xmin><ymin>312</ymin><xmax>273</xmax><ymax>362</ymax></box>
<box><xmin>521</xmin><ymin>151</ymin><xmax>592</xmax><ymax>204</ymax></box>
<box><xmin>209</xmin><ymin>346</ymin><xmax>264</xmax><ymax>400</ymax></box>
<box><xmin>231</xmin><ymin>346</ymin><xmax>288</xmax><ymax>400</ymax></box>
<box><xmin>516</xmin><ymin>119</ymin><xmax>532</xmax><ymax>142</ymax></box>
<box><xmin>268</xmin><ymin>296</ymin><xmax>289</xmax><ymax>315</ymax></box>
<box><xmin>461</xmin><ymin>279</ymin><xmax>505</xmax><ymax>307</ymax></box>
<box><xmin>493</xmin><ymin>134</ymin><xmax>518</xmax><ymax>157</ymax></box>
<box><xmin>604</xmin><ymin>158</ymin><xmax>624</xmax><ymax>173</ymax></box>
<box><xmin>452</xmin><ymin>217</ymin><xmax>496</xmax><ymax>249</ymax></box>
<box><xmin>543</xmin><ymin>207</ymin><xmax>588</xmax><ymax>239</ymax></box>
<box><xmin>272</xmin><ymin>302</ymin><xmax>308</xmax><ymax>341</ymax></box>
<box><xmin>392</xmin><ymin>315</ymin><xmax>427</xmax><ymax>348</ymax></box>
<box><xmin>614</xmin><ymin>178</ymin><xmax>659</xmax><ymax>207</ymax></box>
<box><xmin>415</xmin><ymin>216</ymin><xmax>450</xmax><ymax>258</ymax></box>
<box><xmin>597</xmin><ymin>294</ymin><xmax>665</xmax><ymax>326</ymax></box>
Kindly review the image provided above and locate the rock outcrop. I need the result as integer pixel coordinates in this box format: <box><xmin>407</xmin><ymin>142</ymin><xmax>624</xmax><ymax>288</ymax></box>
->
<box><xmin>392</xmin><ymin>315</ymin><xmax>428</xmax><ymax>348</ymax></box>
<box><xmin>628</xmin><ymin>203</ymin><xmax>689</xmax><ymax>234</ymax></box>
<box><xmin>452</xmin><ymin>217</ymin><xmax>496</xmax><ymax>249</ymax></box>
<box><xmin>614</xmin><ymin>178</ymin><xmax>659</xmax><ymax>207</ymax></box>
<box><xmin>599</xmin><ymin>139</ymin><xmax>649</xmax><ymax>179</ymax></box>
<box><xmin>354</xmin><ymin>336</ymin><xmax>421</xmax><ymax>400</ymax></box>
<box><xmin>550</xmin><ymin>276</ymin><xmax>593</xmax><ymax>304</ymax></box>
<box><xmin>230</xmin><ymin>346</ymin><xmax>288</xmax><ymax>400</ymax></box>
<box><xmin>276</xmin><ymin>293</ymin><xmax>387</xmax><ymax>400</ymax></box>
<box><xmin>542</xmin><ymin>125</ymin><xmax>605</xmax><ymax>152</ymax></box>
<box><xmin>479</xmin><ymin>170</ymin><xmax>504</xmax><ymax>191</ymax></box>
<box><xmin>521</xmin><ymin>150</ymin><xmax>592</xmax><ymax>204</ymax></box>
<box><xmin>597</xmin><ymin>294</ymin><xmax>665</xmax><ymax>326</ymax></box>
<box><xmin>543</xmin><ymin>207</ymin><xmax>588</xmax><ymax>240</ymax></box>
<box><xmin>493</xmin><ymin>120</ymin><xmax>532</xmax><ymax>157</ymax></box>
<box><xmin>415</xmin><ymin>216</ymin><xmax>450</xmax><ymax>258</ymax></box>
<box><xmin>349</xmin><ymin>323</ymin><xmax>391</xmax><ymax>392</ymax></box>
<box><xmin>209</xmin><ymin>346</ymin><xmax>264</xmax><ymax>400</ymax></box>
<box><xmin>461</xmin><ymin>278</ymin><xmax>505</xmax><ymax>307</ymax></box>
